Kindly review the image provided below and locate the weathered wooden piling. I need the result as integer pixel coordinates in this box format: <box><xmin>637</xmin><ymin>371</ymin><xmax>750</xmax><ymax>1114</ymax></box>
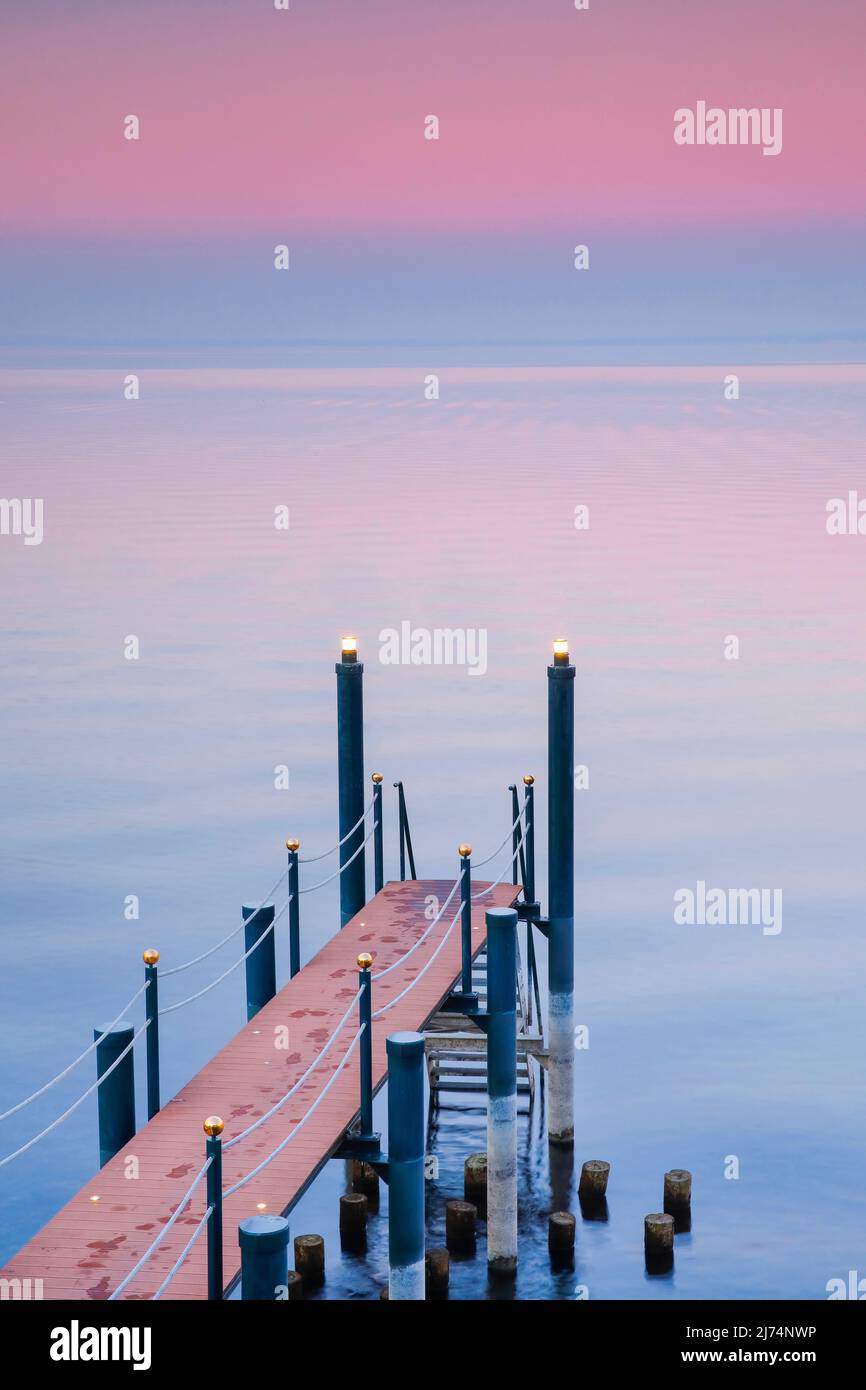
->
<box><xmin>425</xmin><ymin>1247</ymin><xmax>450</xmax><ymax>1297</ymax></box>
<box><xmin>242</xmin><ymin>903</ymin><xmax>276</xmax><ymax>1020</ymax></box>
<box><xmin>664</xmin><ymin>1168</ymin><xmax>692</xmax><ymax>1232</ymax></box>
<box><xmin>239</xmin><ymin>1215</ymin><xmax>290</xmax><ymax>1300</ymax></box>
<box><xmin>351</xmin><ymin>1159</ymin><xmax>380</xmax><ymax>1209</ymax></box>
<box><xmin>644</xmin><ymin>1212</ymin><xmax>675</xmax><ymax>1271</ymax></box>
<box><xmin>294</xmin><ymin>1234</ymin><xmax>325</xmax><ymax>1289</ymax></box>
<box><xmin>93</xmin><ymin>1022</ymin><xmax>136</xmax><ymax>1168</ymax></box>
<box><xmin>336</xmin><ymin>636</ymin><xmax>365</xmax><ymax>927</ymax></box>
<box><xmin>486</xmin><ymin>906</ymin><xmax>518</xmax><ymax>1276</ymax></box>
<box><xmin>664</xmin><ymin>1168</ymin><xmax>692</xmax><ymax>1209</ymax></box>
<box><xmin>547</xmin><ymin>640</ymin><xmax>575</xmax><ymax>1147</ymax></box>
<box><xmin>339</xmin><ymin>1192</ymin><xmax>368</xmax><ymax>1248</ymax></box>
<box><xmin>579</xmin><ymin>1159</ymin><xmax>610</xmax><ymax>1200</ymax></box>
<box><xmin>548</xmin><ymin>1211</ymin><xmax>576</xmax><ymax>1255</ymax></box>
<box><xmin>445</xmin><ymin>1199</ymin><xmax>477</xmax><ymax>1253</ymax></box>
<box><xmin>464</xmin><ymin>1152</ymin><xmax>487</xmax><ymax>1214</ymax></box>
<box><xmin>285</xmin><ymin>1270</ymin><xmax>303</xmax><ymax>1300</ymax></box>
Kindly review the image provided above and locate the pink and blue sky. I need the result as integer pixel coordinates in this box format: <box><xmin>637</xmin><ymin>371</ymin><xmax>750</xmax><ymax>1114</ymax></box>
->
<box><xmin>2</xmin><ymin>0</ymin><xmax>864</xmax><ymax>354</ymax></box>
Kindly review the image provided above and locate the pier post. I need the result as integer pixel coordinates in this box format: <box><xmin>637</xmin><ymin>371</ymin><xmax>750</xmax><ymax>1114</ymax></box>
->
<box><xmin>204</xmin><ymin>1116</ymin><xmax>224</xmax><ymax>1300</ymax></box>
<box><xmin>356</xmin><ymin>953</ymin><xmax>379</xmax><ymax>1147</ymax></box>
<box><xmin>386</xmin><ymin>1031</ymin><xmax>426</xmax><ymax>1300</ymax></box>
<box><xmin>459</xmin><ymin>845</ymin><xmax>473</xmax><ymax>997</ymax></box>
<box><xmin>242</xmin><ymin>903</ymin><xmax>276</xmax><ymax>1021</ymax></box>
<box><xmin>510</xmin><ymin>784</ymin><xmax>522</xmax><ymax>887</ymax></box>
<box><xmin>286</xmin><ymin>839</ymin><xmax>301</xmax><ymax>978</ymax></box>
<box><xmin>143</xmin><ymin>949</ymin><xmax>160</xmax><ymax>1120</ymax></box>
<box><xmin>547</xmin><ymin>638</ymin><xmax>575</xmax><ymax>1146</ymax></box>
<box><xmin>372</xmin><ymin>773</ymin><xmax>384</xmax><ymax>893</ymax></box>
<box><xmin>523</xmin><ymin>775</ymin><xmax>536</xmax><ymax>907</ymax></box>
<box><xmin>94</xmin><ymin>1022</ymin><xmax>136</xmax><ymax>1167</ymax></box>
<box><xmin>239</xmin><ymin>1215</ymin><xmax>290</xmax><ymax>1300</ymax></box>
<box><xmin>336</xmin><ymin>636</ymin><xmax>366</xmax><ymax>926</ymax></box>
<box><xmin>485</xmin><ymin>906</ymin><xmax>518</xmax><ymax>1276</ymax></box>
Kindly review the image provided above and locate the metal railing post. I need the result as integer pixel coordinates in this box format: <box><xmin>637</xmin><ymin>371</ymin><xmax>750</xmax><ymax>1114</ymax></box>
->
<box><xmin>242</xmin><ymin>903</ymin><xmax>276</xmax><ymax>1021</ymax></box>
<box><xmin>143</xmin><ymin>948</ymin><xmax>160</xmax><ymax>1120</ymax></box>
<box><xmin>459</xmin><ymin>844</ymin><xmax>473</xmax><ymax>995</ymax></box>
<box><xmin>395</xmin><ymin>781</ymin><xmax>406</xmax><ymax>880</ymax></box>
<box><xmin>510</xmin><ymin>784</ymin><xmax>521</xmax><ymax>886</ymax></box>
<box><xmin>205</xmin><ymin>1116</ymin><xmax>224</xmax><ymax>1300</ymax></box>
<box><xmin>523</xmin><ymin>774</ymin><xmax>536</xmax><ymax>906</ymax></box>
<box><xmin>358</xmin><ymin>953</ymin><xmax>374</xmax><ymax>1137</ymax></box>
<box><xmin>286</xmin><ymin>838</ymin><xmax>301</xmax><ymax>978</ymax></box>
<box><xmin>372</xmin><ymin>773</ymin><xmax>384</xmax><ymax>893</ymax></box>
<box><xmin>393</xmin><ymin>781</ymin><xmax>416</xmax><ymax>879</ymax></box>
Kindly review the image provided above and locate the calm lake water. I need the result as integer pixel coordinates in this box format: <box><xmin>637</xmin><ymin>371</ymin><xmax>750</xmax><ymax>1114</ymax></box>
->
<box><xmin>2</xmin><ymin>361</ymin><xmax>865</xmax><ymax>1298</ymax></box>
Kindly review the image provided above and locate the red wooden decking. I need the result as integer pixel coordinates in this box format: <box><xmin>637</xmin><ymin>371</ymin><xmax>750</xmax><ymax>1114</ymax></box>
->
<box><xmin>0</xmin><ymin>879</ymin><xmax>519</xmax><ymax>1299</ymax></box>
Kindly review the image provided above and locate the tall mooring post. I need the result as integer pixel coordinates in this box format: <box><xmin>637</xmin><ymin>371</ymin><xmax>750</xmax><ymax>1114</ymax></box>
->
<box><xmin>336</xmin><ymin>635</ymin><xmax>366</xmax><ymax>926</ymax></box>
<box><xmin>239</xmin><ymin>1215</ymin><xmax>290</xmax><ymax>1300</ymax></box>
<box><xmin>387</xmin><ymin>1031</ymin><xmax>426</xmax><ymax>1300</ymax></box>
<box><xmin>242</xmin><ymin>903</ymin><xmax>276</xmax><ymax>1021</ymax></box>
<box><xmin>94</xmin><ymin>1022</ymin><xmax>136</xmax><ymax>1167</ymax></box>
<box><xmin>485</xmin><ymin>906</ymin><xmax>518</xmax><ymax>1276</ymax></box>
<box><xmin>547</xmin><ymin>638</ymin><xmax>575</xmax><ymax>1146</ymax></box>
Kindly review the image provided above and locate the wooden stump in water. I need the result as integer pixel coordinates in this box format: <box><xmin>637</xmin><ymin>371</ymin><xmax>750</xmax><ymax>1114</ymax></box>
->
<box><xmin>294</xmin><ymin>1234</ymin><xmax>325</xmax><ymax>1288</ymax></box>
<box><xmin>445</xmin><ymin>1199</ymin><xmax>477</xmax><ymax>1253</ymax></box>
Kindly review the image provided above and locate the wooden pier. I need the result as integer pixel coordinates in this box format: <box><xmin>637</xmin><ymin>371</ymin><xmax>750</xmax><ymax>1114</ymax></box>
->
<box><xmin>0</xmin><ymin>879</ymin><xmax>519</xmax><ymax>1300</ymax></box>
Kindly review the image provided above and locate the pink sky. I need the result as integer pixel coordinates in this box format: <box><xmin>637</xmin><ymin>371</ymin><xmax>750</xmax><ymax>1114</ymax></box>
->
<box><xmin>4</xmin><ymin>2</ymin><xmax>865</xmax><ymax>236</ymax></box>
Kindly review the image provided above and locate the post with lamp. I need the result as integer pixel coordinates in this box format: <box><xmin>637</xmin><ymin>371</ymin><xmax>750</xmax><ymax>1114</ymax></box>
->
<box><xmin>547</xmin><ymin>637</ymin><xmax>575</xmax><ymax>1146</ymax></box>
<box><xmin>336</xmin><ymin>636</ymin><xmax>366</xmax><ymax>926</ymax></box>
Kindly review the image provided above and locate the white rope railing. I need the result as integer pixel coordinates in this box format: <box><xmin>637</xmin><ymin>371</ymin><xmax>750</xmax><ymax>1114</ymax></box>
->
<box><xmin>223</xmin><ymin>986</ymin><xmax>363</xmax><ymax>1151</ymax></box>
<box><xmin>472</xmin><ymin>824</ymin><xmax>530</xmax><ymax>899</ymax></box>
<box><xmin>472</xmin><ymin>805</ymin><xmax>528</xmax><ymax>868</ymax></box>
<box><xmin>298</xmin><ymin>797</ymin><xmax>375</xmax><ymax>864</ymax></box>
<box><xmin>151</xmin><ymin>1205</ymin><xmax>213</xmax><ymax>1301</ymax></box>
<box><xmin>371</xmin><ymin>903</ymin><xmax>462</xmax><ymax>1018</ymax></box>
<box><xmin>0</xmin><ymin>980</ymin><xmax>150</xmax><ymax>1124</ymax></box>
<box><xmin>297</xmin><ymin>820</ymin><xmax>377</xmax><ymax>894</ymax></box>
<box><xmin>223</xmin><ymin>1027</ymin><xmax>364</xmax><ymax>1198</ymax></box>
<box><xmin>0</xmin><ymin>1020</ymin><xmax>150</xmax><ymax>1170</ymax></box>
<box><xmin>108</xmin><ymin>1157</ymin><xmax>212</xmax><ymax>1300</ymax></box>
<box><xmin>372</xmin><ymin>873</ymin><xmax>461</xmax><ymax>981</ymax></box>
<box><xmin>161</xmin><ymin>868</ymin><xmax>288</xmax><ymax>978</ymax></box>
<box><xmin>158</xmin><ymin>900</ymin><xmax>289</xmax><ymax>1017</ymax></box>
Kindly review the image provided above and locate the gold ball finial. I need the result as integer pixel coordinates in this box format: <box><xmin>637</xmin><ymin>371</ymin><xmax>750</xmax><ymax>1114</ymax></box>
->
<box><xmin>523</xmin><ymin>774</ymin><xmax>535</xmax><ymax>786</ymax></box>
<box><xmin>371</xmin><ymin>772</ymin><xmax>384</xmax><ymax>784</ymax></box>
<box><xmin>357</xmin><ymin>952</ymin><xmax>374</xmax><ymax>971</ymax></box>
<box><xmin>286</xmin><ymin>837</ymin><xmax>300</xmax><ymax>852</ymax></box>
<box><xmin>203</xmin><ymin>1115</ymin><xmax>224</xmax><ymax>1137</ymax></box>
<box><xmin>458</xmin><ymin>843</ymin><xmax>472</xmax><ymax>858</ymax></box>
<box><xmin>142</xmin><ymin>948</ymin><xmax>159</xmax><ymax>966</ymax></box>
